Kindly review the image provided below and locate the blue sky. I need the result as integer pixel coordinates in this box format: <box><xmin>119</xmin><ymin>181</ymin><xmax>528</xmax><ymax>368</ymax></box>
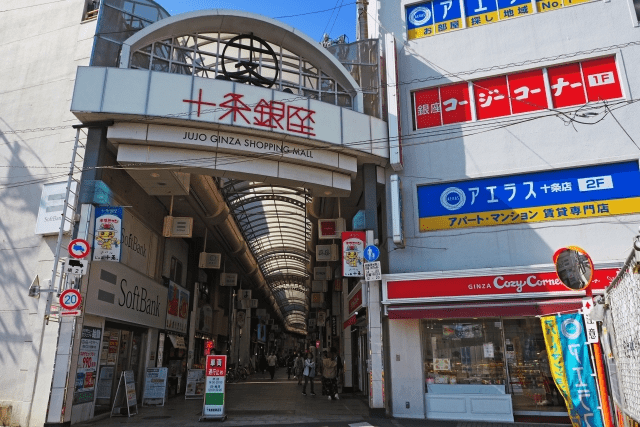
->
<box><xmin>154</xmin><ymin>0</ymin><xmax>357</xmax><ymax>43</ymax></box>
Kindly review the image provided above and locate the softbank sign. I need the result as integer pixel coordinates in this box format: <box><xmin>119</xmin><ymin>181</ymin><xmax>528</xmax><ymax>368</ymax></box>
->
<box><xmin>385</xmin><ymin>267</ymin><xmax>619</xmax><ymax>302</ymax></box>
<box><xmin>86</xmin><ymin>261</ymin><xmax>167</xmax><ymax>329</ymax></box>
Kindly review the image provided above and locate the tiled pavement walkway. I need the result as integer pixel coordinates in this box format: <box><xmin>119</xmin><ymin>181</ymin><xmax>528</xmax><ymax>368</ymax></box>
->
<box><xmin>77</xmin><ymin>369</ymin><xmax>569</xmax><ymax>427</ymax></box>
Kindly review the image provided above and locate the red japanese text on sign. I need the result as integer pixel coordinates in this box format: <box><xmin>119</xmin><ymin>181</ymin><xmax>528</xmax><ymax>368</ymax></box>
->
<box><xmin>547</xmin><ymin>63</ymin><xmax>586</xmax><ymax>108</ymax></box>
<box><xmin>415</xmin><ymin>87</ymin><xmax>442</xmax><ymax>129</ymax></box>
<box><xmin>206</xmin><ymin>355</ymin><xmax>227</xmax><ymax>377</ymax></box>
<box><xmin>287</xmin><ymin>105</ymin><xmax>316</xmax><ymax>136</ymax></box>
<box><xmin>440</xmin><ymin>82</ymin><xmax>472</xmax><ymax>125</ymax></box>
<box><xmin>182</xmin><ymin>92</ymin><xmax>316</xmax><ymax>136</ymax></box>
<box><xmin>508</xmin><ymin>69</ymin><xmax>548</xmax><ymax>114</ymax></box>
<box><xmin>473</xmin><ymin>75</ymin><xmax>511</xmax><ymax>120</ymax></box>
<box><xmin>413</xmin><ymin>56</ymin><xmax>623</xmax><ymax>129</ymax></box>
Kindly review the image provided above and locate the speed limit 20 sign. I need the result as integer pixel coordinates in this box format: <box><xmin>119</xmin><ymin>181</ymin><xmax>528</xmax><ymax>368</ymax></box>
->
<box><xmin>59</xmin><ymin>289</ymin><xmax>82</xmax><ymax>310</ymax></box>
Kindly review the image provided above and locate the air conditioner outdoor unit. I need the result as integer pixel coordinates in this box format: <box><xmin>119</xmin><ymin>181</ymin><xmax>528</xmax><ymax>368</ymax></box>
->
<box><xmin>314</xmin><ymin>266</ymin><xmax>332</xmax><ymax>281</ymax></box>
<box><xmin>199</xmin><ymin>252</ymin><xmax>221</xmax><ymax>269</ymax></box>
<box><xmin>163</xmin><ymin>216</ymin><xmax>193</xmax><ymax>238</ymax></box>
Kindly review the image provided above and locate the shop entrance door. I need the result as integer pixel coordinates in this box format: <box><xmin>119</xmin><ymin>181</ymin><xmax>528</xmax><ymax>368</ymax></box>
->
<box><xmin>502</xmin><ymin>318</ymin><xmax>567</xmax><ymax>415</ymax></box>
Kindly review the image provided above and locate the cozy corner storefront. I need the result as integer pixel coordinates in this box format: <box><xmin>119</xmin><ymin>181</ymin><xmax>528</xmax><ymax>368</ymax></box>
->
<box><xmin>382</xmin><ymin>263</ymin><xmax>618</xmax><ymax>422</ymax></box>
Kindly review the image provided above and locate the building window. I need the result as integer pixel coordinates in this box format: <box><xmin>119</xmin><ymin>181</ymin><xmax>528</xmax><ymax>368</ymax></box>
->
<box><xmin>421</xmin><ymin>317</ymin><xmax>567</xmax><ymax>411</ymax></box>
<box><xmin>421</xmin><ymin>318</ymin><xmax>506</xmax><ymax>386</ymax></box>
<box><xmin>169</xmin><ymin>256</ymin><xmax>182</xmax><ymax>285</ymax></box>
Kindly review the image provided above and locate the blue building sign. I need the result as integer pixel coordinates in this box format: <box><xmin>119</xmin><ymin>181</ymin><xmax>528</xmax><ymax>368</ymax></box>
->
<box><xmin>418</xmin><ymin>162</ymin><xmax>640</xmax><ymax>231</ymax></box>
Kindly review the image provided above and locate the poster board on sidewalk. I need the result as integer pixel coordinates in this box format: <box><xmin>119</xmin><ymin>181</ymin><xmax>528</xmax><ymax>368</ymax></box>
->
<box><xmin>185</xmin><ymin>369</ymin><xmax>205</xmax><ymax>399</ymax></box>
<box><xmin>111</xmin><ymin>370</ymin><xmax>138</xmax><ymax>417</ymax></box>
<box><xmin>200</xmin><ymin>355</ymin><xmax>227</xmax><ymax>421</ymax></box>
<box><xmin>142</xmin><ymin>367</ymin><xmax>168</xmax><ymax>406</ymax></box>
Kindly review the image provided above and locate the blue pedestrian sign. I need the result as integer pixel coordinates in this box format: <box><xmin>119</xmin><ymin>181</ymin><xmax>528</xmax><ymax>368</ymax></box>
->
<box><xmin>363</xmin><ymin>245</ymin><xmax>380</xmax><ymax>262</ymax></box>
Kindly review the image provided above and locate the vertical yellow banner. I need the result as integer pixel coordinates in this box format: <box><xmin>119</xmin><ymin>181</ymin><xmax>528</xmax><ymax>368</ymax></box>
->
<box><xmin>541</xmin><ymin>315</ymin><xmax>580</xmax><ymax>427</ymax></box>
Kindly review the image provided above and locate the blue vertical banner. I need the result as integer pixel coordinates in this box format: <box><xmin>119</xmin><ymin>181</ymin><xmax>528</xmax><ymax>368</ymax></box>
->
<box><xmin>558</xmin><ymin>313</ymin><xmax>604</xmax><ymax>427</ymax></box>
<box><xmin>93</xmin><ymin>206</ymin><xmax>123</xmax><ymax>262</ymax></box>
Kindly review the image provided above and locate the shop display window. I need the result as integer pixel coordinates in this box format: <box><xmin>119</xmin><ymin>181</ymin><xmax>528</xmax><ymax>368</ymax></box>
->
<box><xmin>420</xmin><ymin>317</ymin><xmax>568</xmax><ymax>413</ymax></box>
<box><xmin>421</xmin><ymin>318</ymin><xmax>506</xmax><ymax>388</ymax></box>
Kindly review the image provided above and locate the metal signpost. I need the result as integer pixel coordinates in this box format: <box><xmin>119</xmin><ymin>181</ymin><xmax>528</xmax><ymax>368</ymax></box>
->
<box><xmin>200</xmin><ymin>355</ymin><xmax>227</xmax><ymax>421</ymax></box>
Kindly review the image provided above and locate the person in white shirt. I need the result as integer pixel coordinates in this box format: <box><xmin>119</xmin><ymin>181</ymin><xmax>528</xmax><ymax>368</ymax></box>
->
<box><xmin>267</xmin><ymin>353</ymin><xmax>277</xmax><ymax>380</ymax></box>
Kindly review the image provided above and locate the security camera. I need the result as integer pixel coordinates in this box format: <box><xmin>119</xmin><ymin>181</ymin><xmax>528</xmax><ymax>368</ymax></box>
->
<box><xmin>28</xmin><ymin>275</ymin><xmax>40</xmax><ymax>298</ymax></box>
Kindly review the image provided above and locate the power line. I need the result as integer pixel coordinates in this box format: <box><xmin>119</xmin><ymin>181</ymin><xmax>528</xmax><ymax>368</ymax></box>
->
<box><xmin>272</xmin><ymin>2</ymin><xmax>355</xmax><ymax>19</ymax></box>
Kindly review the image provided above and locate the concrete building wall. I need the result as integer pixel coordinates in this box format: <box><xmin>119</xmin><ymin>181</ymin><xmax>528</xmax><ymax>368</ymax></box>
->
<box><xmin>0</xmin><ymin>1</ymin><xmax>96</xmax><ymax>425</ymax></box>
<box><xmin>387</xmin><ymin>319</ymin><xmax>425</xmax><ymax>418</ymax></box>
<box><xmin>374</xmin><ymin>0</ymin><xmax>640</xmax><ymax>273</ymax></box>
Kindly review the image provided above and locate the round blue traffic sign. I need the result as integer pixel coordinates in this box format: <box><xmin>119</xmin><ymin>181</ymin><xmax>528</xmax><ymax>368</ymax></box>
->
<box><xmin>363</xmin><ymin>245</ymin><xmax>380</xmax><ymax>262</ymax></box>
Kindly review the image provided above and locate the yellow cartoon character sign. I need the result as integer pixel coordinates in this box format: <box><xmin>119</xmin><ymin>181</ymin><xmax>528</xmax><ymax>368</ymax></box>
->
<box><xmin>95</xmin><ymin>222</ymin><xmax>120</xmax><ymax>251</ymax></box>
<box><xmin>93</xmin><ymin>207</ymin><xmax>123</xmax><ymax>262</ymax></box>
<box><xmin>342</xmin><ymin>232</ymin><xmax>365</xmax><ymax>277</ymax></box>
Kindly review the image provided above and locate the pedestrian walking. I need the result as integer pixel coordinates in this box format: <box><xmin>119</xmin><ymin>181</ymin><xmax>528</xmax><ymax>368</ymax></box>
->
<box><xmin>301</xmin><ymin>353</ymin><xmax>316</xmax><ymax>396</ymax></box>
<box><xmin>267</xmin><ymin>352</ymin><xmax>277</xmax><ymax>380</ymax></box>
<box><xmin>286</xmin><ymin>352</ymin><xmax>295</xmax><ymax>380</ymax></box>
<box><xmin>322</xmin><ymin>349</ymin><xmax>339</xmax><ymax>400</ymax></box>
<box><xmin>294</xmin><ymin>353</ymin><xmax>304</xmax><ymax>385</ymax></box>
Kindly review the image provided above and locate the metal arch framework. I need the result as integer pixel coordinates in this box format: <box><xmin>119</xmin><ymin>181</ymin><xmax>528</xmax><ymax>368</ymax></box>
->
<box><xmin>221</xmin><ymin>180</ymin><xmax>312</xmax><ymax>331</ymax></box>
<box><xmin>119</xmin><ymin>10</ymin><xmax>364</xmax><ymax>110</ymax></box>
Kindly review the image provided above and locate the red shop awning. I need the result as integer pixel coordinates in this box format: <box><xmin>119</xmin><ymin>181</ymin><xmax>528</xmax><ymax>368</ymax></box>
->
<box><xmin>387</xmin><ymin>298</ymin><xmax>583</xmax><ymax>320</ymax></box>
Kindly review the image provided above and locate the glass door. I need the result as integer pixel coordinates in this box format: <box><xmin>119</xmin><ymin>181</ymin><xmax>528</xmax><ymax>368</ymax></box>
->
<box><xmin>502</xmin><ymin>318</ymin><xmax>567</xmax><ymax>413</ymax></box>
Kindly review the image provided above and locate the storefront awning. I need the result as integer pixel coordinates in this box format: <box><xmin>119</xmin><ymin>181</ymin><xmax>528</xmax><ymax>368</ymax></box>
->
<box><xmin>387</xmin><ymin>298</ymin><xmax>583</xmax><ymax>320</ymax></box>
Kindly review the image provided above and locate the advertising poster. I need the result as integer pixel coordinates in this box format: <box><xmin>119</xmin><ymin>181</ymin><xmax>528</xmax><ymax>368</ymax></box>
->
<box><xmin>166</xmin><ymin>282</ymin><xmax>190</xmax><ymax>333</ymax></box>
<box><xmin>96</xmin><ymin>366</ymin><xmax>114</xmax><ymax>399</ymax></box>
<box><xmin>93</xmin><ymin>206</ymin><xmax>123</xmax><ymax>262</ymax></box>
<box><xmin>342</xmin><ymin>231</ymin><xmax>365</xmax><ymax>278</ymax></box>
<box><xmin>142</xmin><ymin>367</ymin><xmax>168</xmax><ymax>402</ymax></box>
<box><xmin>202</xmin><ymin>355</ymin><xmax>227</xmax><ymax>419</ymax></box>
<box><xmin>124</xmin><ymin>370</ymin><xmax>137</xmax><ymax>407</ymax></box>
<box><xmin>73</xmin><ymin>326</ymin><xmax>102</xmax><ymax>405</ymax></box>
<box><xmin>185</xmin><ymin>369</ymin><xmax>205</xmax><ymax>398</ymax></box>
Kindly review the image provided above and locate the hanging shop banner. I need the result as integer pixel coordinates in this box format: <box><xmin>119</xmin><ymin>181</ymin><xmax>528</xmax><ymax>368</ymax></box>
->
<box><xmin>73</xmin><ymin>326</ymin><xmax>101</xmax><ymax>405</ymax></box>
<box><xmin>541</xmin><ymin>315</ymin><xmax>580</xmax><ymax>427</ymax></box>
<box><xmin>407</xmin><ymin>0</ymin><xmax>595</xmax><ymax>39</ymax></box>
<box><xmin>542</xmin><ymin>314</ymin><xmax>604</xmax><ymax>427</ymax></box>
<box><xmin>166</xmin><ymin>282</ymin><xmax>190</xmax><ymax>334</ymax></box>
<box><xmin>202</xmin><ymin>355</ymin><xmax>227</xmax><ymax>420</ymax></box>
<box><xmin>93</xmin><ymin>206</ymin><xmax>123</xmax><ymax>262</ymax></box>
<box><xmin>414</xmin><ymin>56</ymin><xmax>623</xmax><ymax>129</ymax></box>
<box><xmin>385</xmin><ymin>267</ymin><xmax>618</xmax><ymax>302</ymax></box>
<box><xmin>142</xmin><ymin>367</ymin><xmax>168</xmax><ymax>405</ymax></box>
<box><xmin>342</xmin><ymin>231</ymin><xmax>365</xmax><ymax>277</ymax></box>
<box><xmin>418</xmin><ymin>161</ymin><xmax>640</xmax><ymax>232</ymax></box>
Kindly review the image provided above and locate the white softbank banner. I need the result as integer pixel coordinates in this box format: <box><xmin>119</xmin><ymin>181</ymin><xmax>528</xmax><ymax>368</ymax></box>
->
<box><xmin>86</xmin><ymin>261</ymin><xmax>167</xmax><ymax>329</ymax></box>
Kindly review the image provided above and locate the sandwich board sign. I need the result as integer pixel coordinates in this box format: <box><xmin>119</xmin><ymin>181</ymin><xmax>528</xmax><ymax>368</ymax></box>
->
<box><xmin>111</xmin><ymin>370</ymin><xmax>137</xmax><ymax>417</ymax></box>
<box><xmin>142</xmin><ymin>367</ymin><xmax>167</xmax><ymax>407</ymax></box>
<box><xmin>200</xmin><ymin>355</ymin><xmax>227</xmax><ymax>421</ymax></box>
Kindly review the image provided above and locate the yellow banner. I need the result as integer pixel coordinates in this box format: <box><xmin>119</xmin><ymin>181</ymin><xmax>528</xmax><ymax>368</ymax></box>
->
<box><xmin>541</xmin><ymin>315</ymin><xmax>580</xmax><ymax>427</ymax></box>
<box><xmin>408</xmin><ymin>25</ymin><xmax>434</xmax><ymax>40</ymax></box>
<box><xmin>419</xmin><ymin>196</ymin><xmax>640</xmax><ymax>232</ymax></box>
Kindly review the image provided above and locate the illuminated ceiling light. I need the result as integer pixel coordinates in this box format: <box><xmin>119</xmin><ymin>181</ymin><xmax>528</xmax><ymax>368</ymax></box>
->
<box><xmin>324</xmin><ymin>190</ymin><xmax>332</xmax><ymax>195</ymax></box>
<box><xmin>150</xmin><ymin>172</ymin><xmax>161</xmax><ymax>178</ymax></box>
